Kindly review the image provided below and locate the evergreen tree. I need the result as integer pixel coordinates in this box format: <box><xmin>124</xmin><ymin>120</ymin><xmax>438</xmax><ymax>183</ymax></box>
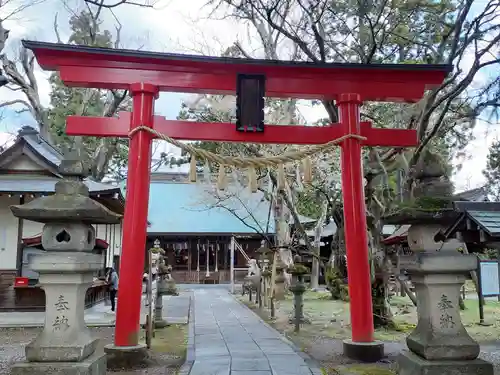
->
<box><xmin>1</xmin><ymin>7</ymin><xmax>130</xmax><ymax>181</ymax></box>
<box><xmin>46</xmin><ymin>11</ymin><xmax>130</xmax><ymax>180</ymax></box>
<box><xmin>483</xmin><ymin>139</ymin><xmax>500</xmax><ymax>201</ymax></box>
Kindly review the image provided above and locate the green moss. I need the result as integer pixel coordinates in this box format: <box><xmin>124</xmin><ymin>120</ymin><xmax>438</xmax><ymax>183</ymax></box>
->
<box><xmin>141</xmin><ymin>324</ymin><xmax>187</xmax><ymax>359</ymax></box>
<box><xmin>287</xmin><ymin>264</ymin><xmax>310</xmax><ymax>275</ymax></box>
<box><xmin>316</xmin><ymin>292</ymin><xmax>334</xmax><ymax>300</ymax></box>
<box><xmin>391</xmin><ymin>322</ymin><xmax>416</xmax><ymax>332</ymax></box>
<box><xmin>341</xmin><ymin>365</ymin><xmax>395</xmax><ymax>375</ymax></box>
<box><xmin>325</xmin><ymin>268</ymin><xmax>350</xmax><ymax>302</ymax></box>
<box><xmin>149</xmin><ymin>247</ymin><xmax>165</xmax><ymax>254</ymax></box>
<box><xmin>323</xmin><ymin>365</ymin><xmax>395</xmax><ymax>375</ymax></box>
<box><xmin>396</xmin><ymin>196</ymin><xmax>454</xmax><ymax>212</ymax></box>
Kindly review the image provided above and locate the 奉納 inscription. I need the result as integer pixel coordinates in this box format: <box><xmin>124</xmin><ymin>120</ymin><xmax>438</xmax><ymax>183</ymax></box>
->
<box><xmin>55</xmin><ymin>295</ymin><xmax>69</xmax><ymax>311</ymax></box>
<box><xmin>437</xmin><ymin>294</ymin><xmax>456</xmax><ymax>329</ymax></box>
<box><xmin>52</xmin><ymin>295</ymin><xmax>70</xmax><ymax>331</ymax></box>
<box><xmin>52</xmin><ymin>315</ymin><xmax>70</xmax><ymax>331</ymax></box>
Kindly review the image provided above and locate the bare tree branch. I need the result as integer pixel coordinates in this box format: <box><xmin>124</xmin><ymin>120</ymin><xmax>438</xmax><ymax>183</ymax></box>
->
<box><xmin>83</xmin><ymin>0</ymin><xmax>157</xmax><ymax>8</ymax></box>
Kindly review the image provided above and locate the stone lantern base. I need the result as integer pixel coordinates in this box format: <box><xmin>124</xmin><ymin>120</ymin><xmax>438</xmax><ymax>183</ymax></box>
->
<box><xmin>11</xmin><ymin>252</ymin><xmax>106</xmax><ymax>375</ymax></box>
<box><xmin>398</xmin><ymin>350</ymin><xmax>493</xmax><ymax>375</ymax></box>
<box><xmin>397</xmin><ymin>252</ymin><xmax>493</xmax><ymax>375</ymax></box>
<box><xmin>11</xmin><ymin>353</ymin><xmax>107</xmax><ymax>375</ymax></box>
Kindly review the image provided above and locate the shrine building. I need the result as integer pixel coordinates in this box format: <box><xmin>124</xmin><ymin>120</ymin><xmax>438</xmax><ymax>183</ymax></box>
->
<box><xmin>144</xmin><ymin>168</ymin><xmax>275</xmax><ymax>284</ymax></box>
<box><xmin>0</xmin><ymin>126</ymin><xmax>124</xmax><ymax>311</ymax></box>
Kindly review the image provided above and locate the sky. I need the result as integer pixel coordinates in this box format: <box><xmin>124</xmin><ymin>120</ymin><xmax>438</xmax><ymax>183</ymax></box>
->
<box><xmin>0</xmin><ymin>0</ymin><xmax>498</xmax><ymax>192</ymax></box>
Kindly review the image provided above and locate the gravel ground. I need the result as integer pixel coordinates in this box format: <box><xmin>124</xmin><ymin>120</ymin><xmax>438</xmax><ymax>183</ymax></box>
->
<box><xmin>0</xmin><ymin>328</ymin><xmax>181</xmax><ymax>375</ymax></box>
<box><xmin>293</xmin><ymin>334</ymin><xmax>500</xmax><ymax>374</ymax></box>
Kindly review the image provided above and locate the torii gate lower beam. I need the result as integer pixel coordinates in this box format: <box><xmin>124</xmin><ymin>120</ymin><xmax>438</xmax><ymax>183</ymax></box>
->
<box><xmin>67</xmin><ymin>91</ymin><xmax>417</xmax><ymax>358</ymax></box>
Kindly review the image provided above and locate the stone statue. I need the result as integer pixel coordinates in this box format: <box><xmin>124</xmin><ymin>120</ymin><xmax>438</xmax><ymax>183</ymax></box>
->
<box><xmin>165</xmin><ymin>264</ymin><xmax>178</xmax><ymax>296</ymax></box>
<box><xmin>157</xmin><ymin>250</ymin><xmax>178</xmax><ymax>296</ymax></box>
<box><xmin>9</xmin><ymin>152</ymin><xmax>121</xmax><ymax>375</ymax></box>
<box><xmin>242</xmin><ymin>258</ymin><xmax>261</xmax><ymax>297</ymax></box>
<box><xmin>246</xmin><ymin>258</ymin><xmax>261</xmax><ymax>288</ymax></box>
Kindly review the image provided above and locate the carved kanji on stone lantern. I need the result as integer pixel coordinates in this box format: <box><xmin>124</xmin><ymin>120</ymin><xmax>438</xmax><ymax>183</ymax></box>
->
<box><xmin>9</xmin><ymin>152</ymin><xmax>121</xmax><ymax>375</ymax></box>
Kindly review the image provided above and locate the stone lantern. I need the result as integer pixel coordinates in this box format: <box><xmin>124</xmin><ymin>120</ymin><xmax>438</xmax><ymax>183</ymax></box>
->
<box><xmin>151</xmin><ymin>239</ymin><xmax>168</xmax><ymax>328</ymax></box>
<box><xmin>257</xmin><ymin>247</ymin><xmax>272</xmax><ymax>308</ymax></box>
<box><xmin>9</xmin><ymin>154</ymin><xmax>121</xmax><ymax>375</ymax></box>
<box><xmin>273</xmin><ymin>259</ymin><xmax>287</xmax><ymax>301</ymax></box>
<box><xmin>255</xmin><ymin>246</ymin><xmax>270</xmax><ymax>307</ymax></box>
<box><xmin>383</xmin><ymin>154</ymin><xmax>493</xmax><ymax>375</ymax></box>
<box><xmin>287</xmin><ymin>255</ymin><xmax>310</xmax><ymax>332</ymax></box>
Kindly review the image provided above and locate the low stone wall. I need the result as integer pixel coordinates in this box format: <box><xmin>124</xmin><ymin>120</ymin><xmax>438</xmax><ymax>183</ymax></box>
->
<box><xmin>171</xmin><ymin>270</ymin><xmax>248</xmax><ymax>284</ymax></box>
<box><xmin>0</xmin><ymin>270</ymin><xmax>16</xmax><ymax>310</ymax></box>
<box><xmin>10</xmin><ymin>282</ymin><xmax>108</xmax><ymax>312</ymax></box>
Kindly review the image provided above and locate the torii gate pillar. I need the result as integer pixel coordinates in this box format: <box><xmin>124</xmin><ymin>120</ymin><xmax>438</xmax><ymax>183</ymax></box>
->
<box><xmin>113</xmin><ymin>83</ymin><xmax>159</xmax><ymax>348</ymax></box>
<box><xmin>338</xmin><ymin>93</ymin><xmax>383</xmax><ymax>359</ymax></box>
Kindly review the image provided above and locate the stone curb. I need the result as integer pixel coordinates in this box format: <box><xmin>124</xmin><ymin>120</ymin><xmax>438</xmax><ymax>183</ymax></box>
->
<box><xmin>0</xmin><ymin>322</ymin><xmax>117</xmax><ymax>328</ymax></box>
<box><xmin>0</xmin><ymin>317</ymin><xmax>189</xmax><ymax>329</ymax></box>
<box><xmin>231</xmin><ymin>292</ymin><xmax>324</xmax><ymax>375</ymax></box>
<box><xmin>177</xmin><ymin>292</ymin><xmax>195</xmax><ymax>375</ymax></box>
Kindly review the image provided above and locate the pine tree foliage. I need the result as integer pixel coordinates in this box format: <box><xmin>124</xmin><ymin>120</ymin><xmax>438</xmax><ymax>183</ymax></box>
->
<box><xmin>0</xmin><ymin>5</ymin><xmax>131</xmax><ymax>181</ymax></box>
<box><xmin>483</xmin><ymin>139</ymin><xmax>500</xmax><ymax>201</ymax></box>
<box><xmin>46</xmin><ymin>10</ymin><xmax>131</xmax><ymax>181</ymax></box>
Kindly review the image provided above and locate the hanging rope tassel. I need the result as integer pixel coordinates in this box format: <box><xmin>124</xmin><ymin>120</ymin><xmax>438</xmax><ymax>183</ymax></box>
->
<box><xmin>189</xmin><ymin>154</ymin><xmax>197</xmax><ymax>182</ymax></box>
<box><xmin>277</xmin><ymin>164</ymin><xmax>286</xmax><ymax>191</ymax></box>
<box><xmin>248</xmin><ymin>166</ymin><xmax>258</xmax><ymax>193</ymax></box>
<box><xmin>217</xmin><ymin>165</ymin><xmax>227</xmax><ymax>190</ymax></box>
<box><xmin>303</xmin><ymin>157</ymin><xmax>312</xmax><ymax>184</ymax></box>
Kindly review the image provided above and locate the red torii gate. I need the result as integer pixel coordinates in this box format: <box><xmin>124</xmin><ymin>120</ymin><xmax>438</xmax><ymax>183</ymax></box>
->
<box><xmin>23</xmin><ymin>40</ymin><xmax>451</xmax><ymax>361</ymax></box>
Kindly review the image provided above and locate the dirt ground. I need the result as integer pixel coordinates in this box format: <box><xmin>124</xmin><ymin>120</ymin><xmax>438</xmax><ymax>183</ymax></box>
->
<box><xmin>238</xmin><ymin>289</ymin><xmax>500</xmax><ymax>375</ymax></box>
<box><xmin>0</xmin><ymin>325</ymin><xmax>187</xmax><ymax>375</ymax></box>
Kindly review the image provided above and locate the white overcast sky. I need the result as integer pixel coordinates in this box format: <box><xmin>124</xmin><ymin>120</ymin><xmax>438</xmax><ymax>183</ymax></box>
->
<box><xmin>0</xmin><ymin>0</ymin><xmax>498</xmax><ymax>192</ymax></box>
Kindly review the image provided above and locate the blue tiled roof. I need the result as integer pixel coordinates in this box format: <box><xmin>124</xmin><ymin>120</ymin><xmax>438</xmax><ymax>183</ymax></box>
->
<box><xmin>147</xmin><ymin>181</ymin><xmax>275</xmax><ymax>235</ymax></box>
<box><xmin>23</xmin><ymin>132</ymin><xmax>62</xmax><ymax>167</ymax></box>
<box><xmin>0</xmin><ymin>127</ymin><xmax>121</xmax><ymax>195</ymax></box>
<box><xmin>467</xmin><ymin>210</ymin><xmax>500</xmax><ymax>236</ymax></box>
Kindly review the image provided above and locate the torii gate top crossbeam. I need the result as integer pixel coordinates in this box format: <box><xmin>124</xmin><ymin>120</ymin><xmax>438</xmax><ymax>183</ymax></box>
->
<box><xmin>22</xmin><ymin>40</ymin><xmax>452</xmax><ymax>102</ymax></box>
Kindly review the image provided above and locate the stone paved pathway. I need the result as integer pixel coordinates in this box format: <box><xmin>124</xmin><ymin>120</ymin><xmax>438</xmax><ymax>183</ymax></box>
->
<box><xmin>189</xmin><ymin>288</ymin><xmax>321</xmax><ymax>375</ymax></box>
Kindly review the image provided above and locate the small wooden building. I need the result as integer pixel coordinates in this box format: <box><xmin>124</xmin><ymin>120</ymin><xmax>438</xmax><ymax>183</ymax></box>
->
<box><xmin>0</xmin><ymin>126</ymin><xmax>125</xmax><ymax>311</ymax></box>
<box><xmin>145</xmin><ymin>171</ymin><xmax>275</xmax><ymax>284</ymax></box>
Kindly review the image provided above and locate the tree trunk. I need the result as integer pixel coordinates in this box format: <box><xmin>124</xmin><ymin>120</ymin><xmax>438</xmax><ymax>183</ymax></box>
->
<box><xmin>396</xmin><ymin>275</ymin><xmax>418</xmax><ymax>306</ymax></box>
<box><xmin>311</xmin><ymin>201</ymin><xmax>328</xmax><ymax>289</ymax></box>
<box><xmin>326</xmin><ymin>227</ymin><xmax>349</xmax><ymax>300</ymax></box>
<box><xmin>367</xmin><ymin>222</ymin><xmax>395</xmax><ymax>328</ymax></box>
<box><xmin>459</xmin><ymin>294</ymin><xmax>466</xmax><ymax>310</ymax></box>
<box><xmin>372</xmin><ymin>277</ymin><xmax>394</xmax><ymax>328</ymax></box>
<box><xmin>273</xmin><ymin>193</ymin><xmax>292</xmax><ymax>288</ymax></box>
<box><xmin>311</xmin><ymin>250</ymin><xmax>320</xmax><ymax>289</ymax></box>
<box><xmin>461</xmin><ymin>245</ymin><xmax>484</xmax><ymax>306</ymax></box>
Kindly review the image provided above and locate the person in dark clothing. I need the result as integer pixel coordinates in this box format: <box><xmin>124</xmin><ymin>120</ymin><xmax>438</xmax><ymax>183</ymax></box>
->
<box><xmin>106</xmin><ymin>267</ymin><xmax>119</xmax><ymax>313</ymax></box>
